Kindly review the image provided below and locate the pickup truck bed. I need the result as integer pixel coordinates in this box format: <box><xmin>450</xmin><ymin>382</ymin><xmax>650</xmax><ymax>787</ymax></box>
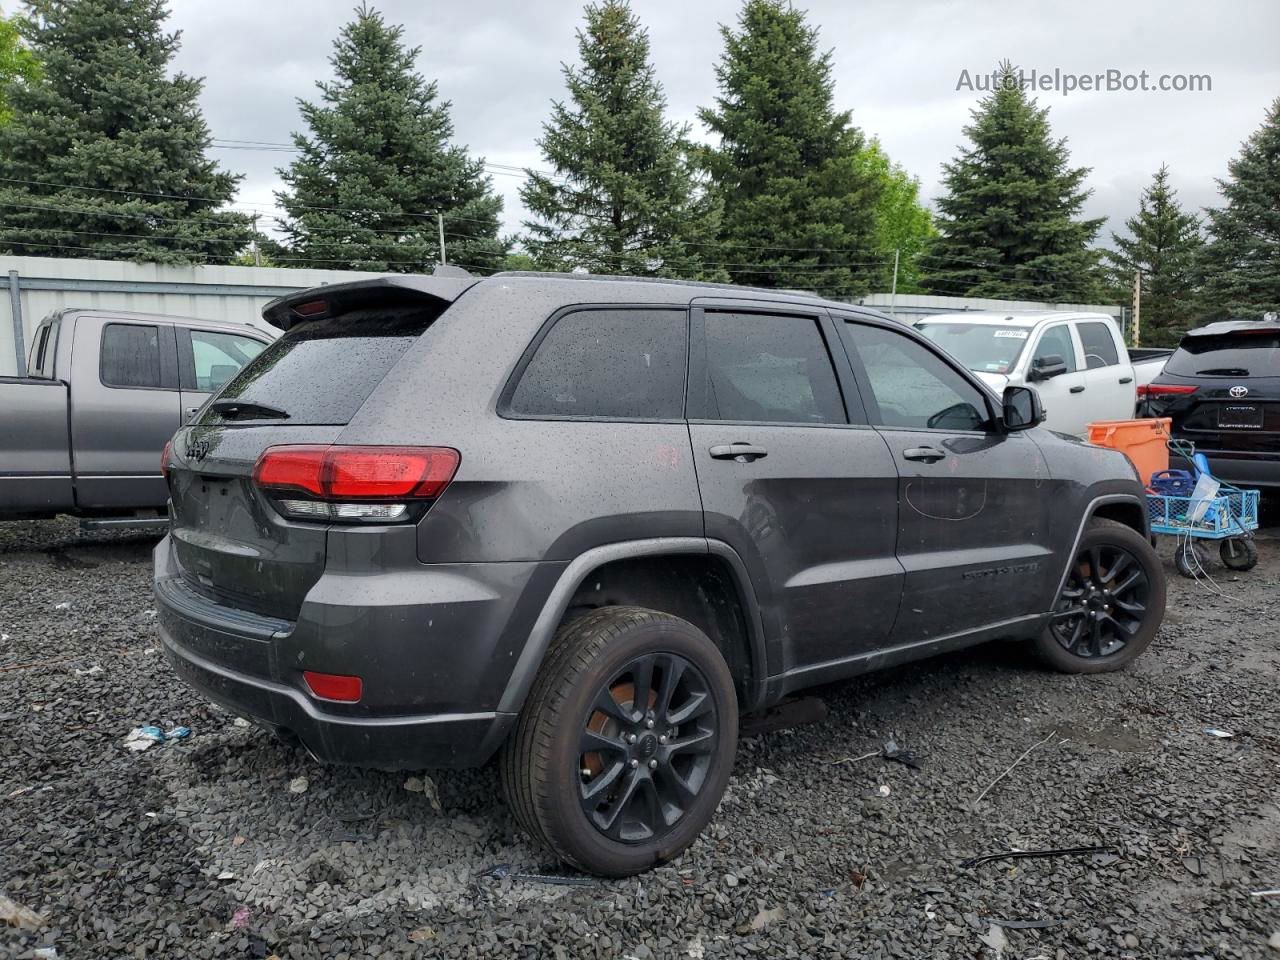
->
<box><xmin>0</xmin><ymin>376</ymin><xmax>74</xmax><ymax>517</ymax></box>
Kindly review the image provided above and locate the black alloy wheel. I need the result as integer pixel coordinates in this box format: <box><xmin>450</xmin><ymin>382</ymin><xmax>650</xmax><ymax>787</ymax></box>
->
<box><xmin>1051</xmin><ymin>542</ymin><xmax>1151</xmax><ymax>658</ymax></box>
<box><xmin>577</xmin><ymin>652</ymin><xmax>717</xmax><ymax>843</ymax></box>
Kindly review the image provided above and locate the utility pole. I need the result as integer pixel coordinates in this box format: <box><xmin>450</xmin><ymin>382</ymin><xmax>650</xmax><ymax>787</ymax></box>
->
<box><xmin>889</xmin><ymin>249</ymin><xmax>900</xmax><ymax>316</ymax></box>
<box><xmin>251</xmin><ymin>215</ymin><xmax>261</xmax><ymax>268</ymax></box>
<box><xmin>437</xmin><ymin>213</ymin><xmax>446</xmax><ymax>266</ymax></box>
<box><xmin>1131</xmin><ymin>269</ymin><xmax>1141</xmax><ymax>347</ymax></box>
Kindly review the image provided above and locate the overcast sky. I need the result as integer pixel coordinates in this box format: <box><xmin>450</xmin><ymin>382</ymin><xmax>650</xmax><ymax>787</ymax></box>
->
<box><xmin>169</xmin><ymin>0</ymin><xmax>1279</xmax><ymax>251</ymax></box>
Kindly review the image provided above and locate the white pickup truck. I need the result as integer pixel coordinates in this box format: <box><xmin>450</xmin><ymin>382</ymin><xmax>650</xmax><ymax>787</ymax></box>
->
<box><xmin>914</xmin><ymin>311</ymin><xmax>1170</xmax><ymax>436</ymax></box>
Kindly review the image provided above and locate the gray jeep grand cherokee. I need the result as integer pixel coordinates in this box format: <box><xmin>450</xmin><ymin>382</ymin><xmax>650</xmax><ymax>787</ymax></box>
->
<box><xmin>155</xmin><ymin>270</ymin><xmax>1165</xmax><ymax>876</ymax></box>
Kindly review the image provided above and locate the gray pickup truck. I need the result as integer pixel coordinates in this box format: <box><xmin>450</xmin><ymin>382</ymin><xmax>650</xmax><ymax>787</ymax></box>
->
<box><xmin>1</xmin><ymin>308</ymin><xmax>273</xmax><ymax>526</ymax></box>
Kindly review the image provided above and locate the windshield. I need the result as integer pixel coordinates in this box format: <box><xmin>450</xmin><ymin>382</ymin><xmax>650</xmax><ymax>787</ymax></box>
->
<box><xmin>1165</xmin><ymin>331</ymin><xmax>1280</xmax><ymax>378</ymax></box>
<box><xmin>915</xmin><ymin>323</ymin><xmax>1030</xmax><ymax>375</ymax></box>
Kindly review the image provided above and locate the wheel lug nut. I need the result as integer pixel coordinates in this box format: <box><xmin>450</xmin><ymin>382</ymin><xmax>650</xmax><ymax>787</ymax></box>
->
<box><xmin>658</xmin><ymin>735</ymin><xmax>667</xmax><ymax>744</ymax></box>
<box><xmin>629</xmin><ymin>759</ymin><xmax>639</xmax><ymax>769</ymax></box>
<box><xmin>648</xmin><ymin>759</ymin><xmax>658</xmax><ymax>769</ymax></box>
<box><xmin>627</xmin><ymin>733</ymin><xmax>637</xmax><ymax>744</ymax></box>
<box><xmin>645</xmin><ymin>719</ymin><xmax>655</xmax><ymax>729</ymax></box>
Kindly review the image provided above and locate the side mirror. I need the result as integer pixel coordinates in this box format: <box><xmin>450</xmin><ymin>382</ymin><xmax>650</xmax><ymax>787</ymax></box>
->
<box><xmin>1002</xmin><ymin>385</ymin><xmax>1044</xmax><ymax>431</ymax></box>
<box><xmin>1028</xmin><ymin>354</ymin><xmax>1068</xmax><ymax>382</ymax></box>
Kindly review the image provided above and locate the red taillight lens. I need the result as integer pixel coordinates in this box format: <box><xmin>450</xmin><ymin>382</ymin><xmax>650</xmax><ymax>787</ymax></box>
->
<box><xmin>161</xmin><ymin>439</ymin><xmax>172</xmax><ymax>480</ymax></box>
<box><xmin>252</xmin><ymin>445</ymin><xmax>460</xmax><ymax>520</ymax></box>
<box><xmin>303</xmin><ymin>670</ymin><xmax>363</xmax><ymax>703</ymax></box>
<box><xmin>1137</xmin><ymin>384</ymin><xmax>1197</xmax><ymax>397</ymax></box>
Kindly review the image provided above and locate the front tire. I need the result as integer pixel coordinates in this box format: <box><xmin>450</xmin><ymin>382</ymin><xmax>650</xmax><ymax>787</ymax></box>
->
<box><xmin>500</xmin><ymin>606</ymin><xmax>738</xmax><ymax>877</ymax></box>
<box><xmin>1036</xmin><ymin>519</ymin><xmax>1166</xmax><ymax>674</ymax></box>
<box><xmin>1220</xmin><ymin>537</ymin><xmax>1258</xmax><ymax>571</ymax></box>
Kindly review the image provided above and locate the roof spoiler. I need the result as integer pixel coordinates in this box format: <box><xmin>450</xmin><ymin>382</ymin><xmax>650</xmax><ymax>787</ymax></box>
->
<box><xmin>262</xmin><ymin>268</ymin><xmax>479</xmax><ymax>331</ymax></box>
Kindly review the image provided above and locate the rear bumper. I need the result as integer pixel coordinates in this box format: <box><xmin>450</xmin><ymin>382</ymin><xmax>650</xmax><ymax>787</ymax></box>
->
<box><xmin>160</xmin><ymin>626</ymin><xmax>513</xmax><ymax>769</ymax></box>
<box><xmin>153</xmin><ymin>535</ymin><xmax>559</xmax><ymax>769</ymax></box>
<box><xmin>1199</xmin><ymin>452</ymin><xmax>1280</xmax><ymax>490</ymax></box>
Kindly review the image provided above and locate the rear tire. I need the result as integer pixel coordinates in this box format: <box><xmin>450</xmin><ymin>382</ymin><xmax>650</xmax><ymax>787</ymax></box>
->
<box><xmin>1035</xmin><ymin>519</ymin><xmax>1166</xmax><ymax>674</ymax></box>
<box><xmin>500</xmin><ymin>606</ymin><xmax>738</xmax><ymax>877</ymax></box>
<box><xmin>1220</xmin><ymin>537</ymin><xmax>1258</xmax><ymax>571</ymax></box>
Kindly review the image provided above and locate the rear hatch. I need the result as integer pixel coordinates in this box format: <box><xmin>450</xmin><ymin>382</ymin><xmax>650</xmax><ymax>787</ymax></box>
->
<box><xmin>165</xmin><ymin>278</ymin><xmax>471</xmax><ymax>621</ymax></box>
<box><xmin>1144</xmin><ymin>325</ymin><xmax>1280</xmax><ymax>456</ymax></box>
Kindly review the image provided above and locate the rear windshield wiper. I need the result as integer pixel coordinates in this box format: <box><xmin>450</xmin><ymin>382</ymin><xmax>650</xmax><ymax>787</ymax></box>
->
<box><xmin>209</xmin><ymin>400</ymin><xmax>291</xmax><ymax>420</ymax></box>
<box><xmin>1195</xmin><ymin>367</ymin><xmax>1250</xmax><ymax>376</ymax></box>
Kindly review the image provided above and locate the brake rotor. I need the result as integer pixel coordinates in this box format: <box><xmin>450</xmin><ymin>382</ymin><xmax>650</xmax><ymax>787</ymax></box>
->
<box><xmin>581</xmin><ymin>681</ymin><xmax>656</xmax><ymax>778</ymax></box>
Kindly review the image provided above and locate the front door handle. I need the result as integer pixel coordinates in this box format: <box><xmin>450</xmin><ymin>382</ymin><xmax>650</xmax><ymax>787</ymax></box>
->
<box><xmin>709</xmin><ymin>443</ymin><xmax>768</xmax><ymax>462</ymax></box>
<box><xmin>1119</xmin><ymin>376</ymin><xmax>1133</xmax><ymax>384</ymax></box>
<box><xmin>902</xmin><ymin>446</ymin><xmax>945</xmax><ymax>463</ymax></box>
<box><xmin>1069</xmin><ymin>385</ymin><xmax>1086</xmax><ymax>394</ymax></box>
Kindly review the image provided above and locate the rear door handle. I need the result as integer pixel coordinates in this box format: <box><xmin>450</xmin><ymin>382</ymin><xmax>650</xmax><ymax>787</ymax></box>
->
<box><xmin>1119</xmin><ymin>376</ymin><xmax>1134</xmax><ymax>384</ymax></box>
<box><xmin>902</xmin><ymin>446</ymin><xmax>945</xmax><ymax>463</ymax></box>
<box><xmin>709</xmin><ymin>443</ymin><xmax>768</xmax><ymax>462</ymax></box>
<box><xmin>1069</xmin><ymin>385</ymin><xmax>1086</xmax><ymax>394</ymax></box>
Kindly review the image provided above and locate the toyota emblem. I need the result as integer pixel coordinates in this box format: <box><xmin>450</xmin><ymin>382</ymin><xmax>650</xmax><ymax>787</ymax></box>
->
<box><xmin>1229</xmin><ymin>385</ymin><xmax>1249</xmax><ymax>398</ymax></box>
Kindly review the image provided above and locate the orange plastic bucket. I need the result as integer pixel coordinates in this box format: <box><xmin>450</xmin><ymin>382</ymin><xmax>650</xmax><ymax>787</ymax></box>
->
<box><xmin>1087</xmin><ymin>418</ymin><xmax>1171</xmax><ymax>486</ymax></box>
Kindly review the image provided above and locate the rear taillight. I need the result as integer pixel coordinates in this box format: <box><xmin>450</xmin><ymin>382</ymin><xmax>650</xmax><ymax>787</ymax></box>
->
<box><xmin>161</xmin><ymin>439</ymin><xmax>172</xmax><ymax>481</ymax></box>
<box><xmin>252</xmin><ymin>445</ymin><xmax>460</xmax><ymax>523</ymax></box>
<box><xmin>1137</xmin><ymin>384</ymin><xmax>1198</xmax><ymax>397</ymax></box>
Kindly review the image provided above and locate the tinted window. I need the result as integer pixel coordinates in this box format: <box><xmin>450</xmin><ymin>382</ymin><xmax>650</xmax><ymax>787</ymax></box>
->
<box><xmin>845</xmin><ymin>323</ymin><xmax>992</xmax><ymax>431</ymax></box>
<box><xmin>31</xmin><ymin>325</ymin><xmax>49</xmax><ymax>375</ymax></box>
<box><xmin>202</xmin><ymin>307</ymin><xmax>436</xmax><ymax>426</ymax></box>
<box><xmin>508</xmin><ymin>309</ymin><xmax>687</xmax><ymax>420</ymax></box>
<box><xmin>101</xmin><ymin>323</ymin><xmax>162</xmax><ymax>388</ymax></box>
<box><xmin>1165</xmin><ymin>331</ymin><xmax>1280</xmax><ymax>378</ymax></box>
<box><xmin>699</xmin><ymin>312</ymin><xmax>845</xmax><ymax>424</ymax></box>
<box><xmin>1077</xmin><ymin>321</ymin><xmax>1120</xmax><ymax>368</ymax></box>
<box><xmin>1032</xmin><ymin>324</ymin><xmax>1078</xmax><ymax>373</ymax></box>
<box><xmin>190</xmin><ymin>330</ymin><xmax>266</xmax><ymax>391</ymax></box>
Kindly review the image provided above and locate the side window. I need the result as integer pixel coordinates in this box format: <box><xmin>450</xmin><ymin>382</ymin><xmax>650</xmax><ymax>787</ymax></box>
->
<box><xmin>1077</xmin><ymin>321</ymin><xmax>1120</xmax><ymax>369</ymax></box>
<box><xmin>844</xmin><ymin>322</ymin><xmax>993</xmax><ymax>431</ymax></box>
<box><xmin>1031</xmin><ymin>325</ymin><xmax>1078</xmax><ymax>373</ymax></box>
<box><xmin>190</xmin><ymin>330</ymin><xmax>267</xmax><ymax>392</ymax></box>
<box><xmin>100</xmin><ymin>323</ymin><xmax>162</xmax><ymax>389</ymax></box>
<box><xmin>508</xmin><ymin>308</ymin><xmax>687</xmax><ymax>419</ymax></box>
<box><xmin>699</xmin><ymin>312</ymin><xmax>846</xmax><ymax>424</ymax></box>
<box><xmin>30</xmin><ymin>324</ymin><xmax>50</xmax><ymax>376</ymax></box>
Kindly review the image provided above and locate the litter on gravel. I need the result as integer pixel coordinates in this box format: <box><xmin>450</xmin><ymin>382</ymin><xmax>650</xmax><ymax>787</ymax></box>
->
<box><xmin>959</xmin><ymin>845</ymin><xmax>1121</xmax><ymax>869</ymax></box>
<box><xmin>0</xmin><ymin>893</ymin><xmax>45</xmax><ymax>930</ymax></box>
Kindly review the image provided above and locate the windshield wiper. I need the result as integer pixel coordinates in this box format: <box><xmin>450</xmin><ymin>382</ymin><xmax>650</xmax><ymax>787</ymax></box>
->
<box><xmin>1195</xmin><ymin>367</ymin><xmax>1250</xmax><ymax>376</ymax></box>
<box><xmin>210</xmin><ymin>399</ymin><xmax>291</xmax><ymax>420</ymax></box>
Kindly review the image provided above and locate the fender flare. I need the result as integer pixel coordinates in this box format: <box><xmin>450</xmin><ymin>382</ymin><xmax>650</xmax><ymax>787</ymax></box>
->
<box><xmin>1050</xmin><ymin>492</ymin><xmax>1150</xmax><ymax>603</ymax></box>
<box><xmin>496</xmin><ymin>537</ymin><xmax>770</xmax><ymax>716</ymax></box>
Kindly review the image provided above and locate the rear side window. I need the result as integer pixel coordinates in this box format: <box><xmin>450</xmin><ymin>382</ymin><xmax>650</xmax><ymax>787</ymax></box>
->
<box><xmin>696</xmin><ymin>312</ymin><xmax>846</xmax><ymax>424</ymax></box>
<box><xmin>1077</xmin><ymin>321</ymin><xmax>1120</xmax><ymax>368</ymax></box>
<box><xmin>507</xmin><ymin>308</ymin><xmax>687</xmax><ymax>420</ymax></box>
<box><xmin>101</xmin><ymin>323</ymin><xmax>162</xmax><ymax>388</ymax></box>
<box><xmin>30</xmin><ymin>324</ymin><xmax>50</xmax><ymax>376</ymax></box>
<box><xmin>190</xmin><ymin>330</ymin><xmax>266</xmax><ymax>391</ymax></box>
<box><xmin>1166</xmin><ymin>331</ymin><xmax>1280</xmax><ymax>378</ymax></box>
<box><xmin>203</xmin><ymin>307</ymin><xmax>436</xmax><ymax>426</ymax></box>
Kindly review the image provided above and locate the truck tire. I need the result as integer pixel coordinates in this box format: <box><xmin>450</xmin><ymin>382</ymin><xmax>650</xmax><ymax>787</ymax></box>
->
<box><xmin>1035</xmin><ymin>518</ymin><xmax>1166</xmax><ymax>674</ymax></box>
<box><xmin>500</xmin><ymin>606</ymin><xmax>738</xmax><ymax>877</ymax></box>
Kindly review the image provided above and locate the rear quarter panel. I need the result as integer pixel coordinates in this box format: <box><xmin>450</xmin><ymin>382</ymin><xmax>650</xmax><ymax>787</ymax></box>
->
<box><xmin>0</xmin><ymin>378</ymin><xmax>74</xmax><ymax>516</ymax></box>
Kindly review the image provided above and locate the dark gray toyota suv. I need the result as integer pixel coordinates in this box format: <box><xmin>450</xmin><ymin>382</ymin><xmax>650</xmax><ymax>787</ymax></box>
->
<box><xmin>155</xmin><ymin>270</ymin><xmax>1165</xmax><ymax>876</ymax></box>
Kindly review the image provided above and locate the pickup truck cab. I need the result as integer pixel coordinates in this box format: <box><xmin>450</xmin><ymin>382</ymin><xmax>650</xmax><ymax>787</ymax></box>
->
<box><xmin>915</xmin><ymin>311</ymin><xmax>1166</xmax><ymax>436</ymax></box>
<box><xmin>1</xmin><ymin>308</ymin><xmax>272</xmax><ymax>524</ymax></box>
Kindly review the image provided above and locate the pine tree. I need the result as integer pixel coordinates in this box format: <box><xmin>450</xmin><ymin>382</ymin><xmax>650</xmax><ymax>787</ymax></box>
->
<box><xmin>0</xmin><ymin>8</ymin><xmax>41</xmax><ymax>126</ymax></box>
<box><xmin>1198</xmin><ymin>97</ymin><xmax>1280</xmax><ymax>321</ymax></box>
<box><xmin>699</xmin><ymin>0</ymin><xmax>886</xmax><ymax>298</ymax></box>
<box><xmin>923</xmin><ymin>62</ymin><xmax>1103</xmax><ymax>302</ymax></box>
<box><xmin>276</xmin><ymin>4</ymin><xmax>505</xmax><ymax>273</ymax></box>
<box><xmin>520</xmin><ymin>1</ymin><xmax>722</xmax><ymax>280</ymax></box>
<box><xmin>0</xmin><ymin>0</ymin><xmax>251</xmax><ymax>264</ymax></box>
<box><xmin>851</xmin><ymin>139</ymin><xmax>935</xmax><ymax>295</ymax></box>
<box><xmin>1103</xmin><ymin>165</ymin><xmax>1203</xmax><ymax>345</ymax></box>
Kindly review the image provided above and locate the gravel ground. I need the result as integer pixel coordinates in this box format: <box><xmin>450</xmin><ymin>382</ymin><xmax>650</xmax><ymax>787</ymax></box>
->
<box><xmin>2</xmin><ymin>517</ymin><xmax>1279</xmax><ymax>959</ymax></box>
